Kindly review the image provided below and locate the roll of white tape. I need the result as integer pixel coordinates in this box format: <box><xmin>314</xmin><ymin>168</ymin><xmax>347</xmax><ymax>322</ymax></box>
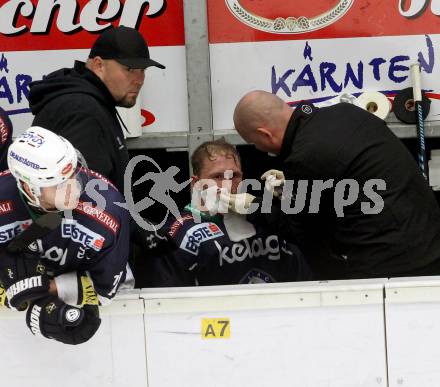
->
<box><xmin>357</xmin><ymin>91</ymin><xmax>391</xmax><ymax>120</ymax></box>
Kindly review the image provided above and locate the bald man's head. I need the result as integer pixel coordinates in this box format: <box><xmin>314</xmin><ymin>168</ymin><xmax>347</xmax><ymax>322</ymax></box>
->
<box><xmin>233</xmin><ymin>90</ymin><xmax>292</xmax><ymax>153</ymax></box>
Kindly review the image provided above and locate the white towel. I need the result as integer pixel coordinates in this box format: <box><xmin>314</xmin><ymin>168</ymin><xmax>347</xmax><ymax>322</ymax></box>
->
<box><xmin>223</xmin><ymin>212</ymin><xmax>256</xmax><ymax>242</ymax></box>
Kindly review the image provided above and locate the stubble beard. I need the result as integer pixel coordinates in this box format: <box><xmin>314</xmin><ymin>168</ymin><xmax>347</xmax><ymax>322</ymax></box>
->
<box><xmin>116</xmin><ymin>95</ymin><xmax>137</xmax><ymax>108</ymax></box>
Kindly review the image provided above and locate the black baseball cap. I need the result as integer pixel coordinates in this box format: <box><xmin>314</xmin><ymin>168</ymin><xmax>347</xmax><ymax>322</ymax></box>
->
<box><xmin>89</xmin><ymin>26</ymin><xmax>165</xmax><ymax>70</ymax></box>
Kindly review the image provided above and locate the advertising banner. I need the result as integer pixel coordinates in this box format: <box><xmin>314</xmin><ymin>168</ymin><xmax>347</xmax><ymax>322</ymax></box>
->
<box><xmin>0</xmin><ymin>0</ymin><xmax>188</xmax><ymax>135</ymax></box>
<box><xmin>208</xmin><ymin>0</ymin><xmax>440</xmax><ymax>130</ymax></box>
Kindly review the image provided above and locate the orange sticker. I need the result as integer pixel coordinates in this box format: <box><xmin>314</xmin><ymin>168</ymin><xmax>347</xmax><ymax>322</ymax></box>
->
<box><xmin>62</xmin><ymin>163</ymin><xmax>73</xmax><ymax>176</ymax></box>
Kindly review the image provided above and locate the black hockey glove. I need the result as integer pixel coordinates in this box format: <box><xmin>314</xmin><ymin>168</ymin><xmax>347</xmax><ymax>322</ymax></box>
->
<box><xmin>0</xmin><ymin>250</ymin><xmax>50</xmax><ymax>309</ymax></box>
<box><xmin>26</xmin><ymin>295</ymin><xmax>101</xmax><ymax>345</ymax></box>
<box><xmin>0</xmin><ymin>283</ymin><xmax>9</xmax><ymax>308</ymax></box>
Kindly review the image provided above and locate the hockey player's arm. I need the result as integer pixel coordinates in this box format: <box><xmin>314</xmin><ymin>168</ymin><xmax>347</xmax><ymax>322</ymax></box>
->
<box><xmin>145</xmin><ymin>221</ymin><xmax>200</xmax><ymax>287</ymax></box>
<box><xmin>0</xmin><ymin>250</ymin><xmax>50</xmax><ymax>310</ymax></box>
<box><xmin>245</xmin><ymin>195</ymin><xmax>308</xmax><ymax>247</ymax></box>
<box><xmin>146</xmin><ymin>251</ymin><xmax>197</xmax><ymax>287</ymax></box>
<box><xmin>54</xmin><ymin>271</ymin><xmax>99</xmax><ymax>306</ymax></box>
<box><xmin>24</xmin><ymin>273</ymin><xmax>101</xmax><ymax>344</ymax></box>
<box><xmin>85</xmin><ymin>218</ymin><xmax>131</xmax><ymax>305</ymax></box>
<box><xmin>0</xmin><ymin>256</ymin><xmax>97</xmax><ymax>310</ymax></box>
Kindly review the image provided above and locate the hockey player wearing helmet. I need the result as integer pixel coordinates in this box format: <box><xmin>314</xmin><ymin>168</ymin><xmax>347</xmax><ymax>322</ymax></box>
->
<box><xmin>8</xmin><ymin>126</ymin><xmax>85</xmax><ymax>212</ymax></box>
<box><xmin>0</xmin><ymin>127</ymin><xmax>131</xmax><ymax>345</ymax></box>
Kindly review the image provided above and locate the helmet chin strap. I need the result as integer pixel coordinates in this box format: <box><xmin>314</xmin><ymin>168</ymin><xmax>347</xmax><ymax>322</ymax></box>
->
<box><xmin>17</xmin><ymin>181</ymin><xmax>59</xmax><ymax>213</ymax></box>
<box><xmin>16</xmin><ymin>181</ymin><xmax>40</xmax><ymax>206</ymax></box>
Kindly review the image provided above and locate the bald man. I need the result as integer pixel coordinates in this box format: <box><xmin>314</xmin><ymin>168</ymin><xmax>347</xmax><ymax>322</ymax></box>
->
<box><xmin>226</xmin><ymin>90</ymin><xmax>440</xmax><ymax>279</ymax></box>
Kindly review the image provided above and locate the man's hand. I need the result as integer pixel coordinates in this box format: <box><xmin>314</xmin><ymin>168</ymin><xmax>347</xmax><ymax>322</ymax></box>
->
<box><xmin>261</xmin><ymin>169</ymin><xmax>285</xmax><ymax>198</ymax></box>
<box><xmin>0</xmin><ymin>251</ymin><xmax>50</xmax><ymax>309</ymax></box>
<box><xmin>219</xmin><ymin>192</ymin><xmax>257</xmax><ymax>215</ymax></box>
<box><xmin>26</xmin><ymin>295</ymin><xmax>101</xmax><ymax>345</ymax></box>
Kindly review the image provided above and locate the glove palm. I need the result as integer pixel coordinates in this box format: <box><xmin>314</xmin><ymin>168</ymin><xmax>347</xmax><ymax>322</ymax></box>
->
<box><xmin>261</xmin><ymin>169</ymin><xmax>285</xmax><ymax>198</ymax></box>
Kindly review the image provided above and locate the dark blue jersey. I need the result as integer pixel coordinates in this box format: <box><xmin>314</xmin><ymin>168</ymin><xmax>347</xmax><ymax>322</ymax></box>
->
<box><xmin>147</xmin><ymin>208</ymin><xmax>313</xmax><ymax>287</ymax></box>
<box><xmin>0</xmin><ymin>107</ymin><xmax>13</xmax><ymax>172</ymax></box>
<box><xmin>0</xmin><ymin>170</ymin><xmax>130</xmax><ymax>304</ymax></box>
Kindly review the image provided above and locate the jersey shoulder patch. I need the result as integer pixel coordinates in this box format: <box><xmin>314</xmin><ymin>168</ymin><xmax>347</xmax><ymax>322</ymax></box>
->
<box><xmin>179</xmin><ymin>222</ymin><xmax>224</xmax><ymax>256</ymax></box>
<box><xmin>167</xmin><ymin>214</ymin><xmax>195</xmax><ymax>238</ymax></box>
<box><xmin>75</xmin><ymin>201</ymin><xmax>120</xmax><ymax>235</ymax></box>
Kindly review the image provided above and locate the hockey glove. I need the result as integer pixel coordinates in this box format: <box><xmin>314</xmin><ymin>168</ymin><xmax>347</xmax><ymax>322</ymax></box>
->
<box><xmin>0</xmin><ymin>283</ymin><xmax>9</xmax><ymax>308</ymax></box>
<box><xmin>0</xmin><ymin>251</ymin><xmax>50</xmax><ymax>309</ymax></box>
<box><xmin>26</xmin><ymin>295</ymin><xmax>101</xmax><ymax>345</ymax></box>
<box><xmin>261</xmin><ymin>169</ymin><xmax>285</xmax><ymax>198</ymax></box>
<box><xmin>78</xmin><ymin>273</ymin><xmax>100</xmax><ymax>306</ymax></box>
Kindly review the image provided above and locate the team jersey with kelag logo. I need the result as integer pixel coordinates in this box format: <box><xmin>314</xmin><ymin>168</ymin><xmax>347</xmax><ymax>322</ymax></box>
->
<box><xmin>0</xmin><ymin>170</ymin><xmax>131</xmax><ymax>305</ymax></box>
<box><xmin>145</xmin><ymin>207</ymin><xmax>314</xmax><ymax>287</ymax></box>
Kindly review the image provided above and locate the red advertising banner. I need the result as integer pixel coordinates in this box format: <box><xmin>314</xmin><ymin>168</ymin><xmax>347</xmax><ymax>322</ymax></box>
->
<box><xmin>208</xmin><ymin>0</ymin><xmax>440</xmax><ymax>43</ymax></box>
<box><xmin>0</xmin><ymin>0</ymin><xmax>185</xmax><ymax>52</ymax></box>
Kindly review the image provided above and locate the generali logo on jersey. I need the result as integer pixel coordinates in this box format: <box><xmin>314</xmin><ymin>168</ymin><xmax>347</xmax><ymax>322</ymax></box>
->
<box><xmin>0</xmin><ymin>201</ymin><xmax>13</xmax><ymax>216</ymax></box>
<box><xmin>0</xmin><ymin>0</ymin><xmax>185</xmax><ymax>52</ymax></box>
<box><xmin>0</xmin><ymin>117</ymin><xmax>9</xmax><ymax>144</ymax></box>
<box><xmin>75</xmin><ymin>201</ymin><xmax>120</xmax><ymax>234</ymax></box>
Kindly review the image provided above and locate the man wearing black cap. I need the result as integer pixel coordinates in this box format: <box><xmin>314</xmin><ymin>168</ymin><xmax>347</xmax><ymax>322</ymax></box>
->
<box><xmin>28</xmin><ymin>26</ymin><xmax>165</xmax><ymax>193</ymax></box>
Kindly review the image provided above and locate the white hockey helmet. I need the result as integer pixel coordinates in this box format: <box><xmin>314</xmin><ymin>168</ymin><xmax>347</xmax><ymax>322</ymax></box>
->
<box><xmin>7</xmin><ymin>127</ymin><xmax>86</xmax><ymax>208</ymax></box>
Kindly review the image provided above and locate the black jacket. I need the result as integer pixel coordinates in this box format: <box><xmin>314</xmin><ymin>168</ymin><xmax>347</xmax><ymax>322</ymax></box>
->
<box><xmin>250</xmin><ymin>102</ymin><xmax>440</xmax><ymax>279</ymax></box>
<box><xmin>28</xmin><ymin>61</ymin><xmax>129</xmax><ymax>193</ymax></box>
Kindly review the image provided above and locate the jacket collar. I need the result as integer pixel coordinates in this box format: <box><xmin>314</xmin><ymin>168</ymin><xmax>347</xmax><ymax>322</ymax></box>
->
<box><xmin>73</xmin><ymin>61</ymin><xmax>117</xmax><ymax>109</ymax></box>
<box><xmin>279</xmin><ymin>102</ymin><xmax>318</xmax><ymax>161</ymax></box>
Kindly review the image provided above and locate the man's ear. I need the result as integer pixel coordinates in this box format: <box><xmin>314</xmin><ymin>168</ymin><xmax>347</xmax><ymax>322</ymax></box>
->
<box><xmin>256</xmin><ymin>127</ymin><xmax>273</xmax><ymax>140</ymax></box>
<box><xmin>88</xmin><ymin>56</ymin><xmax>105</xmax><ymax>78</ymax></box>
<box><xmin>191</xmin><ymin>175</ymin><xmax>199</xmax><ymax>189</ymax></box>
